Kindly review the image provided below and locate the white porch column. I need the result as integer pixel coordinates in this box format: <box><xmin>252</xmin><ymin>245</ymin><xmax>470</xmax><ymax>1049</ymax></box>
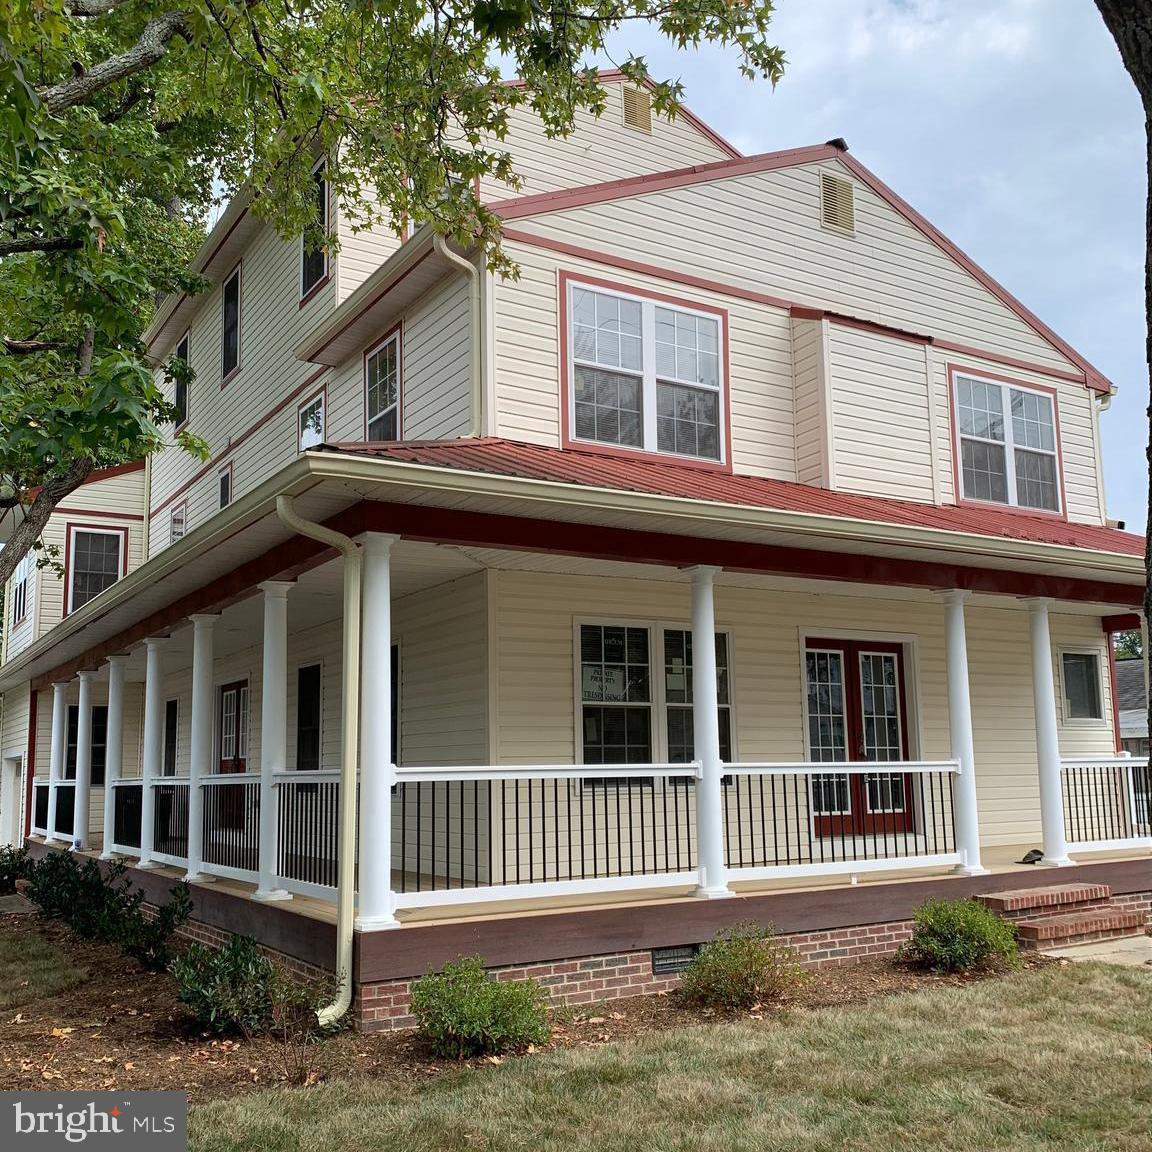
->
<box><xmin>100</xmin><ymin>656</ymin><xmax>128</xmax><ymax>859</ymax></box>
<box><xmin>1024</xmin><ymin>598</ymin><xmax>1073</xmax><ymax>866</ymax></box>
<box><xmin>255</xmin><ymin>583</ymin><xmax>292</xmax><ymax>901</ymax></box>
<box><xmin>690</xmin><ymin>566</ymin><xmax>731</xmax><ymax>898</ymax></box>
<box><xmin>358</xmin><ymin>533</ymin><xmax>400</xmax><ymax>929</ymax></box>
<box><xmin>72</xmin><ymin>671</ymin><xmax>95</xmax><ymax>849</ymax></box>
<box><xmin>185</xmin><ymin>615</ymin><xmax>217</xmax><ymax>883</ymax></box>
<box><xmin>138</xmin><ymin>636</ymin><xmax>167</xmax><ymax>869</ymax></box>
<box><xmin>46</xmin><ymin>681</ymin><xmax>69</xmax><ymax>842</ymax></box>
<box><xmin>938</xmin><ymin>591</ymin><xmax>986</xmax><ymax>875</ymax></box>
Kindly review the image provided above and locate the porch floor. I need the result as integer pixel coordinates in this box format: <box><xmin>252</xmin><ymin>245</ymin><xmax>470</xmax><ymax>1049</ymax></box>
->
<box><xmin>53</xmin><ymin>835</ymin><xmax>1152</xmax><ymax>929</ymax></box>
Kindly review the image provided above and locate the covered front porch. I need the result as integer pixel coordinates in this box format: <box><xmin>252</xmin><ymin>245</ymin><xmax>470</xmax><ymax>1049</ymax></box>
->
<box><xmin>23</xmin><ymin>532</ymin><xmax>1151</xmax><ymax>926</ymax></box>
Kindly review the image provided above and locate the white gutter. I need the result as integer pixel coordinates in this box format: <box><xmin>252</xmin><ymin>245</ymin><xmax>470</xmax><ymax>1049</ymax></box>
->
<box><xmin>274</xmin><ymin>494</ymin><xmax>360</xmax><ymax>1026</ymax></box>
<box><xmin>432</xmin><ymin>234</ymin><xmax>483</xmax><ymax>437</ymax></box>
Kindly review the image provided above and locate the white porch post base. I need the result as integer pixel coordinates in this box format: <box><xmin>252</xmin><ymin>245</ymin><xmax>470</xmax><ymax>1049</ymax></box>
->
<box><xmin>1024</xmin><ymin>598</ymin><xmax>1074</xmax><ymax>868</ymax></box>
<box><xmin>689</xmin><ymin>565</ymin><xmax>732</xmax><ymax>900</ymax></box>
<box><xmin>253</xmin><ymin>888</ymin><xmax>292</xmax><ymax>902</ymax></box>
<box><xmin>355</xmin><ymin>913</ymin><xmax>402</xmax><ymax>931</ymax></box>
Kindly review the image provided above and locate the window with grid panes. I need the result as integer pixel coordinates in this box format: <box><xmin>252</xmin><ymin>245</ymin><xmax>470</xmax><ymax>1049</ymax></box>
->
<box><xmin>580</xmin><ymin>624</ymin><xmax>652</xmax><ymax>769</ymax></box>
<box><xmin>366</xmin><ymin>334</ymin><xmax>400</xmax><ymax>441</ymax></box>
<box><xmin>663</xmin><ymin>629</ymin><xmax>732</xmax><ymax>764</ymax></box>
<box><xmin>69</xmin><ymin>530</ymin><xmax>121</xmax><ymax>611</ymax></box>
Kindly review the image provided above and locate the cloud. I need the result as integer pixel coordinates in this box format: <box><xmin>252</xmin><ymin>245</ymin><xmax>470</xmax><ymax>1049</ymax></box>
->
<box><xmin>600</xmin><ymin>0</ymin><xmax>1147</xmax><ymax>528</ymax></box>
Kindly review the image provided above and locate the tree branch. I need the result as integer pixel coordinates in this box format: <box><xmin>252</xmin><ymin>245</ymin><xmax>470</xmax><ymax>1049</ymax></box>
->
<box><xmin>0</xmin><ymin>235</ymin><xmax>83</xmax><ymax>256</ymax></box>
<box><xmin>66</xmin><ymin>0</ymin><xmax>123</xmax><ymax>14</ymax></box>
<box><xmin>43</xmin><ymin>11</ymin><xmax>191</xmax><ymax>116</ymax></box>
<box><xmin>2</xmin><ymin>337</ymin><xmax>68</xmax><ymax>355</ymax></box>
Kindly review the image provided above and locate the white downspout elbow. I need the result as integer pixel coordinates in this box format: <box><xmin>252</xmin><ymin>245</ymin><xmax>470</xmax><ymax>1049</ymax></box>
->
<box><xmin>275</xmin><ymin>494</ymin><xmax>360</xmax><ymax>1027</ymax></box>
<box><xmin>433</xmin><ymin>233</ymin><xmax>483</xmax><ymax>438</ymax></box>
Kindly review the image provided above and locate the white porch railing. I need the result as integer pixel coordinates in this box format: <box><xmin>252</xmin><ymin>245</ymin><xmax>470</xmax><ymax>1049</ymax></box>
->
<box><xmin>1060</xmin><ymin>756</ymin><xmax>1152</xmax><ymax>852</ymax></box>
<box><xmin>31</xmin><ymin>779</ymin><xmax>50</xmax><ymax>837</ymax></box>
<box><xmin>108</xmin><ymin>779</ymin><xmax>144</xmax><ymax>855</ymax></box>
<box><xmin>90</xmin><ymin>759</ymin><xmax>963</xmax><ymax>910</ymax></box>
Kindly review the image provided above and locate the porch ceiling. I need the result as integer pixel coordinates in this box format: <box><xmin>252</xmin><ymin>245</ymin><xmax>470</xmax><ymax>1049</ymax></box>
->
<box><xmin>1</xmin><ymin>447</ymin><xmax>1141</xmax><ymax>693</ymax></box>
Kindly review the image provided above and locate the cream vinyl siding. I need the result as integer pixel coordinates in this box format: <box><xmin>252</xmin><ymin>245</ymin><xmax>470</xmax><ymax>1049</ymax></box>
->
<box><xmin>493</xmin><ymin>240</ymin><xmax>798</xmax><ymax>479</ymax></box>
<box><xmin>3</xmin><ymin>559</ymin><xmax>37</xmax><ymax>663</ymax></box>
<box><xmin>326</xmin><ymin>272</ymin><xmax>474</xmax><ymax>442</ymax></box>
<box><xmin>791</xmin><ymin>316</ymin><xmax>827</xmax><ymax>487</ymax></box>
<box><xmin>828</xmin><ymin>324</ymin><xmax>935</xmax><ymax>503</ymax></box>
<box><xmin>0</xmin><ymin>683</ymin><xmax>30</xmax><ymax>842</ymax></box>
<box><xmin>148</xmin><ymin>217</ymin><xmax>338</xmax><ymax>558</ymax></box>
<box><xmin>478</xmin><ymin>83</ymin><xmax>733</xmax><ymax>203</ymax></box>
<box><xmin>931</xmin><ymin>351</ymin><xmax>1105</xmax><ymax>525</ymax></box>
<box><xmin>491</xmin><ymin>570</ymin><xmax>1116</xmax><ymax>849</ymax></box>
<box><xmin>335</xmin><ymin>186</ymin><xmax>403</xmax><ymax>304</ymax></box>
<box><xmin>513</xmin><ymin>160</ymin><xmax>1081</xmax><ymax>375</ymax></box>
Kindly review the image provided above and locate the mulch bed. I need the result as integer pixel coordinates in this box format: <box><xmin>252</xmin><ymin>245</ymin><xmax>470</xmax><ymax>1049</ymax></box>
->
<box><xmin>0</xmin><ymin>913</ymin><xmax>1054</xmax><ymax>1103</ymax></box>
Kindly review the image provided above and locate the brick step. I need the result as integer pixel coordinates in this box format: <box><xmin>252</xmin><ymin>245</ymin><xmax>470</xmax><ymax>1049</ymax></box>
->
<box><xmin>1015</xmin><ymin>908</ymin><xmax>1145</xmax><ymax>949</ymax></box>
<box><xmin>977</xmin><ymin>883</ymin><xmax>1112</xmax><ymax>916</ymax></box>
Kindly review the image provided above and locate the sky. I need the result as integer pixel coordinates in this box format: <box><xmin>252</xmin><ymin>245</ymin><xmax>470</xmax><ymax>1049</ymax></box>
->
<box><xmin>599</xmin><ymin>0</ymin><xmax>1148</xmax><ymax>530</ymax></box>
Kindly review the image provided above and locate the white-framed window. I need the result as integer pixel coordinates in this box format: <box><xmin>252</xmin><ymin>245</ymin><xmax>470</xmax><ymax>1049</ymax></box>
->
<box><xmin>567</xmin><ymin>280</ymin><xmax>725</xmax><ymax>462</ymax></box>
<box><xmin>301</xmin><ymin>158</ymin><xmax>328</xmax><ymax>298</ymax></box>
<box><xmin>298</xmin><ymin>392</ymin><xmax>325</xmax><ymax>451</ymax></box>
<box><xmin>1060</xmin><ymin>650</ymin><xmax>1105</xmax><ymax>722</ymax></box>
<box><xmin>10</xmin><ymin>553</ymin><xmax>31</xmax><ymax>625</ymax></box>
<box><xmin>218</xmin><ymin>464</ymin><xmax>233</xmax><ymax>509</ymax></box>
<box><xmin>170</xmin><ymin>503</ymin><xmax>186</xmax><ymax>544</ymax></box>
<box><xmin>953</xmin><ymin>371</ymin><xmax>1060</xmax><ymax>512</ymax></box>
<box><xmin>67</xmin><ymin>526</ymin><xmax>124</xmax><ymax>613</ymax></box>
<box><xmin>366</xmin><ymin>332</ymin><xmax>400</xmax><ymax>442</ymax></box>
<box><xmin>576</xmin><ymin>621</ymin><xmax>733</xmax><ymax>766</ymax></box>
<box><xmin>221</xmin><ymin>265</ymin><xmax>241</xmax><ymax>380</ymax></box>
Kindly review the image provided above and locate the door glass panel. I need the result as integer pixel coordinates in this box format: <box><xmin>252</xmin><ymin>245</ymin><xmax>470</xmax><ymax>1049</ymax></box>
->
<box><xmin>806</xmin><ymin>650</ymin><xmax>849</xmax><ymax>814</ymax></box>
<box><xmin>220</xmin><ymin>690</ymin><xmax>236</xmax><ymax>760</ymax></box>
<box><xmin>859</xmin><ymin>651</ymin><xmax>905</xmax><ymax>813</ymax></box>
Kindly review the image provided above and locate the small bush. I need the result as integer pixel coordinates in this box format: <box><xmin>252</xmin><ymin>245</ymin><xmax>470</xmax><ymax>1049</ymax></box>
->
<box><xmin>679</xmin><ymin>920</ymin><xmax>805</xmax><ymax>1012</ymax></box>
<box><xmin>123</xmin><ymin>882</ymin><xmax>193</xmax><ymax>971</ymax></box>
<box><xmin>410</xmin><ymin>956</ymin><xmax>551</xmax><ymax>1058</ymax></box>
<box><xmin>900</xmin><ymin>897</ymin><xmax>1018</xmax><ymax>973</ymax></box>
<box><xmin>0</xmin><ymin>845</ymin><xmax>27</xmax><ymax>895</ymax></box>
<box><xmin>172</xmin><ymin>934</ymin><xmax>279</xmax><ymax>1035</ymax></box>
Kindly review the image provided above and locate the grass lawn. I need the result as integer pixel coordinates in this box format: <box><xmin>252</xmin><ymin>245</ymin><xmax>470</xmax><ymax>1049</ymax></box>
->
<box><xmin>191</xmin><ymin>963</ymin><xmax>1152</xmax><ymax>1152</ymax></box>
<box><xmin>0</xmin><ymin>925</ymin><xmax>88</xmax><ymax>1010</ymax></box>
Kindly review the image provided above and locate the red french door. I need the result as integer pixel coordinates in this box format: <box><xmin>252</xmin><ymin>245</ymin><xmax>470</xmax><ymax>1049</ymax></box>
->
<box><xmin>216</xmin><ymin>680</ymin><xmax>249</xmax><ymax>830</ymax></box>
<box><xmin>804</xmin><ymin>639</ymin><xmax>913</xmax><ymax>838</ymax></box>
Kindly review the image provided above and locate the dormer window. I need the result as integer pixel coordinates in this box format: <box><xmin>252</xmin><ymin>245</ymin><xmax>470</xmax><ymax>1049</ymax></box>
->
<box><xmin>566</xmin><ymin>278</ymin><xmax>726</xmax><ymax>463</ymax></box>
<box><xmin>301</xmin><ymin>159</ymin><xmax>329</xmax><ymax>300</ymax></box>
<box><xmin>953</xmin><ymin>370</ymin><xmax>1061</xmax><ymax>513</ymax></box>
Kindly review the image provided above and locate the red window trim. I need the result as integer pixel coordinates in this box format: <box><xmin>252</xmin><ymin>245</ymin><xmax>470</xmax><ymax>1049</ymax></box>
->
<box><xmin>947</xmin><ymin>362</ymin><xmax>1068</xmax><ymax>522</ymax></box>
<box><xmin>63</xmin><ymin>521</ymin><xmax>129</xmax><ymax>617</ymax></box>
<box><xmin>558</xmin><ymin>269</ymin><xmax>733</xmax><ymax>473</ymax></box>
<box><xmin>297</xmin><ymin>382</ymin><xmax>329</xmax><ymax>451</ymax></box>
<box><xmin>363</xmin><ymin>323</ymin><xmax>404</xmax><ymax>442</ymax></box>
<box><xmin>220</xmin><ymin>261</ymin><xmax>243</xmax><ymax>389</ymax></box>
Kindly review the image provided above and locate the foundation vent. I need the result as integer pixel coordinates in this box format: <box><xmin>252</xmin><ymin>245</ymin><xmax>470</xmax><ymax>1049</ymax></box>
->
<box><xmin>651</xmin><ymin>944</ymin><xmax>701</xmax><ymax>975</ymax></box>
<box><xmin>820</xmin><ymin>171</ymin><xmax>856</xmax><ymax>234</ymax></box>
<box><xmin>623</xmin><ymin>86</ymin><xmax>653</xmax><ymax>134</ymax></box>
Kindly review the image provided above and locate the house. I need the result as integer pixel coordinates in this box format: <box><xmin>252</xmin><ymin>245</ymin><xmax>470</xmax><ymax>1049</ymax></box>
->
<box><xmin>1115</xmin><ymin>658</ymin><xmax>1148</xmax><ymax>756</ymax></box>
<box><xmin>1</xmin><ymin>77</ymin><xmax>1148</xmax><ymax>1027</ymax></box>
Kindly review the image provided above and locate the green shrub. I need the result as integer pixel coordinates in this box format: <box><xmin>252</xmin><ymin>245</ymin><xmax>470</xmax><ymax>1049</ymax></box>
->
<box><xmin>123</xmin><ymin>882</ymin><xmax>193</xmax><ymax>971</ymax></box>
<box><xmin>172</xmin><ymin>934</ymin><xmax>279</xmax><ymax>1035</ymax></box>
<box><xmin>410</xmin><ymin>956</ymin><xmax>551</xmax><ymax>1058</ymax></box>
<box><xmin>679</xmin><ymin>920</ymin><xmax>805</xmax><ymax>1012</ymax></box>
<box><xmin>0</xmin><ymin>845</ymin><xmax>27</xmax><ymax>894</ymax></box>
<box><xmin>900</xmin><ymin>897</ymin><xmax>1018</xmax><ymax>973</ymax></box>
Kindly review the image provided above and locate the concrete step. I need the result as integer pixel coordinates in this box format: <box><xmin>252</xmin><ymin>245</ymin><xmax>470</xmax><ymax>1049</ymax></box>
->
<box><xmin>977</xmin><ymin>883</ymin><xmax>1112</xmax><ymax>917</ymax></box>
<box><xmin>1016</xmin><ymin>908</ymin><xmax>1145</xmax><ymax>949</ymax></box>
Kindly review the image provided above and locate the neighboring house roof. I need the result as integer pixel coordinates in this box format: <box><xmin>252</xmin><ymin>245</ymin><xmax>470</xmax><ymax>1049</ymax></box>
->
<box><xmin>1116</xmin><ymin>658</ymin><xmax>1147</xmax><ymax>739</ymax></box>
<box><xmin>490</xmin><ymin>142</ymin><xmax>1113</xmax><ymax>395</ymax></box>
<box><xmin>321</xmin><ymin>438</ymin><xmax>1144</xmax><ymax>558</ymax></box>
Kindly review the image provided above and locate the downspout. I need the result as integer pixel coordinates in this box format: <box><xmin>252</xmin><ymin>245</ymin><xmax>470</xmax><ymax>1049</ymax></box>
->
<box><xmin>432</xmin><ymin>234</ymin><xmax>483</xmax><ymax>437</ymax></box>
<box><xmin>275</xmin><ymin>494</ymin><xmax>360</xmax><ymax>1026</ymax></box>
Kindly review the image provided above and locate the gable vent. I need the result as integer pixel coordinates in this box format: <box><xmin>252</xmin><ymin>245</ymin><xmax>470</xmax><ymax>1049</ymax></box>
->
<box><xmin>623</xmin><ymin>86</ymin><xmax>653</xmax><ymax>134</ymax></box>
<box><xmin>820</xmin><ymin>172</ymin><xmax>856</xmax><ymax>234</ymax></box>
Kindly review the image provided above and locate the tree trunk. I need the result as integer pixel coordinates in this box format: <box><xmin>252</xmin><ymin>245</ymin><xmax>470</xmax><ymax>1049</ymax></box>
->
<box><xmin>1094</xmin><ymin>0</ymin><xmax>1152</xmax><ymax>750</ymax></box>
<box><xmin>0</xmin><ymin>457</ymin><xmax>94</xmax><ymax>588</ymax></box>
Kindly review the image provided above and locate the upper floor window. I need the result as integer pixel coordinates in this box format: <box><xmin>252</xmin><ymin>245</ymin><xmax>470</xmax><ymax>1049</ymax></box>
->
<box><xmin>567</xmin><ymin>281</ymin><xmax>724</xmax><ymax>463</ymax></box>
<box><xmin>172</xmin><ymin>333</ymin><xmax>189</xmax><ymax>427</ymax></box>
<box><xmin>218</xmin><ymin>464</ymin><xmax>233</xmax><ymax>509</ymax></box>
<box><xmin>170</xmin><ymin>504</ymin><xmax>186</xmax><ymax>544</ymax></box>
<box><xmin>221</xmin><ymin>266</ymin><xmax>241</xmax><ymax>381</ymax></box>
<box><xmin>301</xmin><ymin>160</ymin><xmax>328</xmax><ymax>298</ymax></box>
<box><xmin>299</xmin><ymin>392</ymin><xmax>325</xmax><ymax>451</ymax></box>
<box><xmin>366</xmin><ymin>332</ymin><xmax>400</xmax><ymax>441</ymax></box>
<box><xmin>11</xmin><ymin>553</ymin><xmax>30</xmax><ymax>625</ymax></box>
<box><xmin>954</xmin><ymin>371</ymin><xmax>1060</xmax><ymax>513</ymax></box>
<box><xmin>67</xmin><ymin>527</ymin><xmax>124</xmax><ymax>613</ymax></box>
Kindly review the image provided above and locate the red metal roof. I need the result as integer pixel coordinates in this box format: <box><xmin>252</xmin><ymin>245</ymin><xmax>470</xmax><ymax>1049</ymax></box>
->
<box><xmin>324</xmin><ymin>439</ymin><xmax>1145</xmax><ymax>558</ymax></box>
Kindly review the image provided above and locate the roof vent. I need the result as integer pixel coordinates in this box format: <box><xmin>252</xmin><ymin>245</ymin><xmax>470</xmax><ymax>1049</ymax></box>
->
<box><xmin>623</xmin><ymin>86</ymin><xmax>653</xmax><ymax>134</ymax></box>
<box><xmin>820</xmin><ymin>172</ymin><xmax>855</xmax><ymax>234</ymax></box>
